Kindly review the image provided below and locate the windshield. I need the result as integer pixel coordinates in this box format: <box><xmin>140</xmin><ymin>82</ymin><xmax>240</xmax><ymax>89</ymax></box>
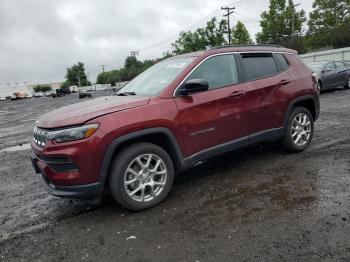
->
<box><xmin>117</xmin><ymin>57</ymin><xmax>194</xmax><ymax>96</ymax></box>
<box><xmin>307</xmin><ymin>63</ymin><xmax>324</xmax><ymax>72</ymax></box>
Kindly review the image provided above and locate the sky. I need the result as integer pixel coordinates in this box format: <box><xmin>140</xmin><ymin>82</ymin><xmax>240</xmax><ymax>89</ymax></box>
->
<box><xmin>0</xmin><ymin>0</ymin><xmax>314</xmax><ymax>87</ymax></box>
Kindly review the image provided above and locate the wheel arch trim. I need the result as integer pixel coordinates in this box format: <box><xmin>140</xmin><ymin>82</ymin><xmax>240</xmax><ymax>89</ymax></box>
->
<box><xmin>283</xmin><ymin>94</ymin><xmax>319</xmax><ymax>127</ymax></box>
<box><xmin>98</xmin><ymin>127</ymin><xmax>185</xmax><ymax>188</ymax></box>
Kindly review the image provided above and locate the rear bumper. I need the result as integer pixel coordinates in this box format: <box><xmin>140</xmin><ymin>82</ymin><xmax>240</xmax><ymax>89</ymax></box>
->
<box><xmin>31</xmin><ymin>152</ymin><xmax>105</xmax><ymax>198</ymax></box>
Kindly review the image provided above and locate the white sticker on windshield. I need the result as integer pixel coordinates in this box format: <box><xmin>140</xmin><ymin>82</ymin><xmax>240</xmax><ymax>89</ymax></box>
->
<box><xmin>166</xmin><ymin>63</ymin><xmax>187</xmax><ymax>69</ymax></box>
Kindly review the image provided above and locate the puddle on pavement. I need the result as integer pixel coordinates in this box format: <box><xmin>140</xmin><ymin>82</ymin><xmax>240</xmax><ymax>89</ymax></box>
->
<box><xmin>173</xmin><ymin>163</ymin><xmax>319</xmax><ymax>232</ymax></box>
<box><xmin>0</xmin><ymin>143</ymin><xmax>31</xmax><ymax>153</ymax></box>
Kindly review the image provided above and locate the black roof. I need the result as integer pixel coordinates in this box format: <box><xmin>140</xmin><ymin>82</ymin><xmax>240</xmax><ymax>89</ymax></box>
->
<box><xmin>211</xmin><ymin>44</ymin><xmax>284</xmax><ymax>50</ymax></box>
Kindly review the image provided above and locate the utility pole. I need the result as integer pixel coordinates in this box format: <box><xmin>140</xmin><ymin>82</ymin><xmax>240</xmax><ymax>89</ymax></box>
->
<box><xmin>221</xmin><ymin>6</ymin><xmax>235</xmax><ymax>45</ymax></box>
<box><xmin>292</xmin><ymin>3</ymin><xmax>301</xmax><ymax>37</ymax></box>
<box><xmin>76</xmin><ymin>72</ymin><xmax>81</xmax><ymax>87</ymax></box>
<box><xmin>100</xmin><ymin>64</ymin><xmax>107</xmax><ymax>73</ymax></box>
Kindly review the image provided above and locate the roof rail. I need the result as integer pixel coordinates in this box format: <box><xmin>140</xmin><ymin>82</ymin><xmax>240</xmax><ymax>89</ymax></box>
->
<box><xmin>211</xmin><ymin>44</ymin><xmax>285</xmax><ymax>50</ymax></box>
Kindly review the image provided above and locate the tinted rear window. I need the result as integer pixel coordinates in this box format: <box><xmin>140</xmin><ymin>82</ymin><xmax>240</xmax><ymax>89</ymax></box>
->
<box><xmin>241</xmin><ymin>53</ymin><xmax>278</xmax><ymax>81</ymax></box>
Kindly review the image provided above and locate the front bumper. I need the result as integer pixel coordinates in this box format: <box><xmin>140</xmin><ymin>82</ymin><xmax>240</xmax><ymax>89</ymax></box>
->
<box><xmin>31</xmin><ymin>152</ymin><xmax>105</xmax><ymax>198</ymax></box>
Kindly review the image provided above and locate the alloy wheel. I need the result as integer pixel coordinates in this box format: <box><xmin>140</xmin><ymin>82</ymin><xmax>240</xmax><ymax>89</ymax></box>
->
<box><xmin>291</xmin><ymin>113</ymin><xmax>312</xmax><ymax>147</ymax></box>
<box><xmin>124</xmin><ymin>154</ymin><xmax>167</xmax><ymax>202</ymax></box>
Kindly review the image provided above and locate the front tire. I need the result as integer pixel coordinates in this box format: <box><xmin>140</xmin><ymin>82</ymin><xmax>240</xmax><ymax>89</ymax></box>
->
<box><xmin>109</xmin><ymin>143</ymin><xmax>174</xmax><ymax>211</ymax></box>
<box><xmin>282</xmin><ymin>107</ymin><xmax>314</xmax><ymax>152</ymax></box>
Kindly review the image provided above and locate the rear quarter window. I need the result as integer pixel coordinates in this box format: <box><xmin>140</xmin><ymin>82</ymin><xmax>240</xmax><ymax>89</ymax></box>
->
<box><xmin>240</xmin><ymin>53</ymin><xmax>279</xmax><ymax>81</ymax></box>
<box><xmin>275</xmin><ymin>53</ymin><xmax>289</xmax><ymax>71</ymax></box>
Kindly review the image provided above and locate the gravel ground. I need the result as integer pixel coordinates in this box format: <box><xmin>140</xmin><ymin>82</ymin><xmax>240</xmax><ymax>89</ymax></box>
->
<box><xmin>0</xmin><ymin>88</ymin><xmax>349</xmax><ymax>261</ymax></box>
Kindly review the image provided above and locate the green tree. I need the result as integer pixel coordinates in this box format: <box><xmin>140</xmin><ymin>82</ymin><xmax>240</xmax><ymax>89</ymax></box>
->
<box><xmin>96</xmin><ymin>72</ymin><xmax>111</xmax><ymax>85</ymax></box>
<box><xmin>33</xmin><ymin>84</ymin><xmax>52</xmax><ymax>93</ymax></box>
<box><xmin>171</xmin><ymin>17</ymin><xmax>228</xmax><ymax>55</ymax></box>
<box><xmin>330</xmin><ymin>25</ymin><xmax>350</xmax><ymax>49</ymax></box>
<box><xmin>123</xmin><ymin>56</ymin><xmax>143</xmax><ymax>80</ymax></box>
<box><xmin>62</xmin><ymin>62</ymin><xmax>91</xmax><ymax>88</ymax></box>
<box><xmin>33</xmin><ymin>85</ymin><xmax>42</xmax><ymax>93</ymax></box>
<box><xmin>60</xmin><ymin>81</ymin><xmax>70</xmax><ymax>90</ymax></box>
<box><xmin>307</xmin><ymin>0</ymin><xmax>350</xmax><ymax>50</ymax></box>
<box><xmin>96</xmin><ymin>57</ymin><xmax>155</xmax><ymax>85</ymax></box>
<box><xmin>231</xmin><ymin>21</ymin><xmax>253</xmax><ymax>45</ymax></box>
<box><xmin>108</xmin><ymin>70</ymin><xmax>122</xmax><ymax>85</ymax></box>
<box><xmin>256</xmin><ymin>0</ymin><xmax>306</xmax><ymax>50</ymax></box>
<box><xmin>124</xmin><ymin>56</ymin><xmax>142</xmax><ymax>69</ymax></box>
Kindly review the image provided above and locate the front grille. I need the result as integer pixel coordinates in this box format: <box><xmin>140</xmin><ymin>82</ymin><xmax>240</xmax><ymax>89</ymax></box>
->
<box><xmin>33</xmin><ymin>126</ymin><xmax>49</xmax><ymax>147</ymax></box>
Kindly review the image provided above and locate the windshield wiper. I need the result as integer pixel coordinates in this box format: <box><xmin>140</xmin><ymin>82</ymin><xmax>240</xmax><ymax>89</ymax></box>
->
<box><xmin>115</xmin><ymin>91</ymin><xmax>136</xmax><ymax>96</ymax></box>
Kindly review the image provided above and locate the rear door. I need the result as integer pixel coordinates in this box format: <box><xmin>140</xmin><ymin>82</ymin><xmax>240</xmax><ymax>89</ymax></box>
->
<box><xmin>322</xmin><ymin>62</ymin><xmax>338</xmax><ymax>89</ymax></box>
<box><xmin>238</xmin><ymin>52</ymin><xmax>290</xmax><ymax>138</ymax></box>
<box><xmin>334</xmin><ymin>62</ymin><xmax>347</xmax><ymax>85</ymax></box>
<box><xmin>174</xmin><ymin>54</ymin><xmax>249</xmax><ymax>157</ymax></box>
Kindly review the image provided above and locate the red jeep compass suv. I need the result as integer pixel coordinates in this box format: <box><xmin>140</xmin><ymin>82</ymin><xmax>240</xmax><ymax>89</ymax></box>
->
<box><xmin>31</xmin><ymin>45</ymin><xmax>320</xmax><ymax>211</ymax></box>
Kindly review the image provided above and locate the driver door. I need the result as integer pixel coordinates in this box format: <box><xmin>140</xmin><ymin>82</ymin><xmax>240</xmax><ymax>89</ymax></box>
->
<box><xmin>174</xmin><ymin>54</ymin><xmax>249</xmax><ymax>158</ymax></box>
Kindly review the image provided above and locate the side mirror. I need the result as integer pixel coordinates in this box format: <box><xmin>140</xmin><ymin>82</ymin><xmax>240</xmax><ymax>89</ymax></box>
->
<box><xmin>179</xmin><ymin>79</ymin><xmax>209</xmax><ymax>96</ymax></box>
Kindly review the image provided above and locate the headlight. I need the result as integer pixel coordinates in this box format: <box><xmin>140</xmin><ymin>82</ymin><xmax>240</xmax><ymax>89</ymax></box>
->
<box><xmin>47</xmin><ymin>124</ymin><xmax>99</xmax><ymax>143</ymax></box>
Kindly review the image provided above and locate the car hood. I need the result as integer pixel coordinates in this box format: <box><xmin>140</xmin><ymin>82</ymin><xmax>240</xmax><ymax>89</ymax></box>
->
<box><xmin>37</xmin><ymin>96</ymin><xmax>150</xmax><ymax>129</ymax></box>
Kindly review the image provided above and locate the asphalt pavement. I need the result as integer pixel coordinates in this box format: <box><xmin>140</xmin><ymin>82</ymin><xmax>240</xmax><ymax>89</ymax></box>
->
<box><xmin>0</xmin><ymin>88</ymin><xmax>349</xmax><ymax>261</ymax></box>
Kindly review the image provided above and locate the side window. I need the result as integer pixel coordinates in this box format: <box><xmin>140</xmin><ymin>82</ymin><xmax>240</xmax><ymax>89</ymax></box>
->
<box><xmin>335</xmin><ymin>62</ymin><xmax>345</xmax><ymax>70</ymax></box>
<box><xmin>241</xmin><ymin>53</ymin><xmax>279</xmax><ymax>81</ymax></box>
<box><xmin>346</xmin><ymin>63</ymin><xmax>350</xmax><ymax>69</ymax></box>
<box><xmin>275</xmin><ymin>53</ymin><xmax>289</xmax><ymax>71</ymax></box>
<box><xmin>186</xmin><ymin>55</ymin><xmax>239</xmax><ymax>90</ymax></box>
<box><xmin>324</xmin><ymin>62</ymin><xmax>336</xmax><ymax>71</ymax></box>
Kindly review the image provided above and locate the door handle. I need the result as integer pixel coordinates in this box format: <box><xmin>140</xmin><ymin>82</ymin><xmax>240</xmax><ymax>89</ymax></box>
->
<box><xmin>279</xmin><ymin>79</ymin><xmax>291</xmax><ymax>85</ymax></box>
<box><xmin>230</xmin><ymin>90</ymin><xmax>246</xmax><ymax>98</ymax></box>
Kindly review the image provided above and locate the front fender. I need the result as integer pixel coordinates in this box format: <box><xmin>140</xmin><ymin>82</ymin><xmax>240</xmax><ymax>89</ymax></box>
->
<box><xmin>98</xmin><ymin>127</ymin><xmax>185</xmax><ymax>189</ymax></box>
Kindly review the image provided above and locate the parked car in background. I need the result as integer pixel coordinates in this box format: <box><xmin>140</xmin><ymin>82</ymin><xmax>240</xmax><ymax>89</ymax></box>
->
<box><xmin>79</xmin><ymin>92</ymin><xmax>92</xmax><ymax>99</ymax></box>
<box><xmin>307</xmin><ymin>61</ymin><xmax>350</xmax><ymax>91</ymax></box>
<box><xmin>11</xmin><ymin>92</ymin><xmax>28</xmax><ymax>100</ymax></box>
<box><xmin>31</xmin><ymin>45</ymin><xmax>320</xmax><ymax>211</ymax></box>
<box><xmin>52</xmin><ymin>88</ymin><xmax>70</xmax><ymax>98</ymax></box>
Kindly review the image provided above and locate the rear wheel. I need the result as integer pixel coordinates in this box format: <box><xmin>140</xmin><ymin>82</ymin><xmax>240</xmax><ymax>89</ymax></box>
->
<box><xmin>344</xmin><ymin>77</ymin><xmax>350</xmax><ymax>90</ymax></box>
<box><xmin>318</xmin><ymin>80</ymin><xmax>323</xmax><ymax>91</ymax></box>
<box><xmin>282</xmin><ymin>107</ymin><xmax>314</xmax><ymax>152</ymax></box>
<box><xmin>109</xmin><ymin>143</ymin><xmax>174</xmax><ymax>211</ymax></box>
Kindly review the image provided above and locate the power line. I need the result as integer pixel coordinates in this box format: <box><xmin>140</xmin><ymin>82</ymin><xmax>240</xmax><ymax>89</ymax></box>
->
<box><xmin>138</xmin><ymin>7</ymin><xmax>224</xmax><ymax>52</ymax></box>
<box><xmin>96</xmin><ymin>0</ymin><xmax>263</xmax><ymax>75</ymax></box>
<box><xmin>233</xmin><ymin>11</ymin><xmax>260</xmax><ymax>23</ymax></box>
<box><xmin>222</xmin><ymin>6</ymin><xmax>236</xmax><ymax>45</ymax></box>
<box><xmin>97</xmin><ymin>0</ymin><xmax>270</xmax><ymax>71</ymax></box>
<box><xmin>138</xmin><ymin>0</ymin><xmax>249</xmax><ymax>53</ymax></box>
